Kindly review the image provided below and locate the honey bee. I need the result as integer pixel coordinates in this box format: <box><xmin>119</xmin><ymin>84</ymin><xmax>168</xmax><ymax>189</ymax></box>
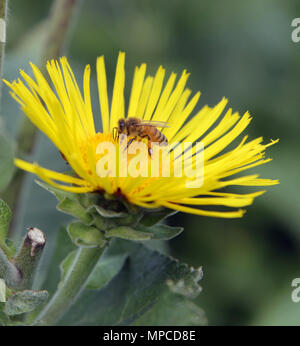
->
<box><xmin>113</xmin><ymin>117</ymin><xmax>169</xmax><ymax>155</ymax></box>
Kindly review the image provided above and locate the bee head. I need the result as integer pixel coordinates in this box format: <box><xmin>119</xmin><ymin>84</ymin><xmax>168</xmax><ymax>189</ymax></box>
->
<box><xmin>118</xmin><ymin>118</ymin><xmax>126</xmax><ymax>134</ymax></box>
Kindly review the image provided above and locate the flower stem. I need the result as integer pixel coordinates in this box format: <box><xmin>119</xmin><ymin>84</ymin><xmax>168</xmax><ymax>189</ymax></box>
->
<box><xmin>35</xmin><ymin>245</ymin><xmax>106</xmax><ymax>325</ymax></box>
<box><xmin>0</xmin><ymin>0</ymin><xmax>8</xmax><ymax>102</ymax></box>
<box><xmin>6</xmin><ymin>0</ymin><xmax>79</xmax><ymax>238</ymax></box>
<box><xmin>41</xmin><ymin>0</ymin><xmax>79</xmax><ymax>66</ymax></box>
<box><xmin>17</xmin><ymin>0</ymin><xmax>79</xmax><ymax>154</ymax></box>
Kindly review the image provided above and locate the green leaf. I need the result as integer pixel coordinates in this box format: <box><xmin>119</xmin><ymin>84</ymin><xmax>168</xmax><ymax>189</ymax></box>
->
<box><xmin>0</xmin><ymin>303</ymin><xmax>10</xmax><ymax>326</ymax></box>
<box><xmin>0</xmin><ymin>133</ymin><xmax>14</xmax><ymax>193</ymax></box>
<box><xmin>4</xmin><ymin>239</ymin><xmax>16</xmax><ymax>255</ymax></box>
<box><xmin>58</xmin><ymin>239</ymin><xmax>204</xmax><ymax>326</ymax></box>
<box><xmin>0</xmin><ymin>199</ymin><xmax>15</xmax><ymax>258</ymax></box>
<box><xmin>87</xmin><ymin>252</ymin><xmax>128</xmax><ymax>290</ymax></box>
<box><xmin>134</xmin><ymin>291</ymin><xmax>206</xmax><ymax>326</ymax></box>
<box><xmin>0</xmin><ymin>279</ymin><xmax>6</xmax><ymax>303</ymax></box>
<box><xmin>0</xmin><ymin>199</ymin><xmax>11</xmax><ymax>241</ymax></box>
<box><xmin>140</xmin><ymin>208</ymin><xmax>178</xmax><ymax>227</ymax></box>
<box><xmin>67</xmin><ymin>222</ymin><xmax>106</xmax><ymax>248</ymax></box>
<box><xmin>106</xmin><ymin>226</ymin><xmax>153</xmax><ymax>241</ymax></box>
<box><xmin>138</xmin><ymin>223</ymin><xmax>183</xmax><ymax>240</ymax></box>
<box><xmin>38</xmin><ymin>227</ymin><xmax>76</xmax><ymax>296</ymax></box>
<box><xmin>167</xmin><ymin>266</ymin><xmax>203</xmax><ymax>299</ymax></box>
<box><xmin>59</xmin><ymin>250</ymin><xmax>77</xmax><ymax>289</ymax></box>
<box><xmin>4</xmin><ymin>290</ymin><xmax>49</xmax><ymax>316</ymax></box>
<box><xmin>57</xmin><ymin>197</ymin><xmax>93</xmax><ymax>224</ymax></box>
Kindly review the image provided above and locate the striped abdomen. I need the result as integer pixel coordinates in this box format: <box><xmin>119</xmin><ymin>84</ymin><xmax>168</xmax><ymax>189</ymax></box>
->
<box><xmin>142</xmin><ymin>126</ymin><xmax>168</xmax><ymax>144</ymax></box>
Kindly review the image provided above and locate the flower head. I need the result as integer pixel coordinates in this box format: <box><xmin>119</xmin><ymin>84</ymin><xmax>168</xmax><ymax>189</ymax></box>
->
<box><xmin>4</xmin><ymin>52</ymin><xmax>278</xmax><ymax>218</ymax></box>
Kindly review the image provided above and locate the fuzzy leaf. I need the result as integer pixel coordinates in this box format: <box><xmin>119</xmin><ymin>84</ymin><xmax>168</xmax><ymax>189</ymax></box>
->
<box><xmin>57</xmin><ymin>197</ymin><xmax>93</xmax><ymax>224</ymax></box>
<box><xmin>58</xmin><ymin>239</ymin><xmax>204</xmax><ymax>326</ymax></box>
<box><xmin>0</xmin><ymin>279</ymin><xmax>6</xmax><ymax>303</ymax></box>
<box><xmin>133</xmin><ymin>291</ymin><xmax>206</xmax><ymax>326</ymax></box>
<box><xmin>4</xmin><ymin>290</ymin><xmax>49</xmax><ymax>316</ymax></box>
<box><xmin>87</xmin><ymin>252</ymin><xmax>128</xmax><ymax>290</ymax></box>
<box><xmin>4</xmin><ymin>239</ymin><xmax>16</xmax><ymax>255</ymax></box>
<box><xmin>0</xmin><ymin>199</ymin><xmax>11</xmax><ymax>241</ymax></box>
<box><xmin>0</xmin><ymin>303</ymin><xmax>10</xmax><ymax>326</ymax></box>
<box><xmin>0</xmin><ymin>200</ymin><xmax>14</xmax><ymax>258</ymax></box>
<box><xmin>39</xmin><ymin>227</ymin><xmax>76</xmax><ymax>296</ymax></box>
<box><xmin>167</xmin><ymin>266</ymin><xmax>203</xmax><ymax>299</ymax></box>
<box><xmin>67</xmin><ymin>222</ymin><xmax>106</xmax><ymax>248</ymax></box>
<box><xmin>105</xmin><ymin>226</ymin><xmax>153</xmax><ymax>241</ymax></box>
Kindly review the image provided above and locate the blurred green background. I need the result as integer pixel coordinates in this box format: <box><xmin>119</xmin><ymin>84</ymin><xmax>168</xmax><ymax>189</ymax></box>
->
<box><xmin>2</xmin><ymin>0</ymin><xmax>300</xmax><ymax>325</ymax></box>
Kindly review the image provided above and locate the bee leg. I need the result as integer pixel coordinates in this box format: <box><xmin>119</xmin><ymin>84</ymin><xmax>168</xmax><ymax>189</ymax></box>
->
<box><xmin>140</xmin><ymin>134</ymin><xmax>152</xmax><ymax>157</ymax></box>
<box><xmin>124</xmin><ymin>137</ymin><xmax>137</xmax><ymax>152</ymax></box>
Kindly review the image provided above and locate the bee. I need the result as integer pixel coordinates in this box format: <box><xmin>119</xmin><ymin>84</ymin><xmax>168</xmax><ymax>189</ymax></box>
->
<box><xmin>113</xmin><ymin>117</ymin><xmax>169</xmax><ymax>155</ymax></box>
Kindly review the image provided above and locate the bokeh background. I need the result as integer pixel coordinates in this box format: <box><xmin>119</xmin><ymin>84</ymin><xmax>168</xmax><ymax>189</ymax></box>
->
<box><xmin>1</xmin><ymin>0</ymin><xmax>300</xmax><ymax>325</ymax></box>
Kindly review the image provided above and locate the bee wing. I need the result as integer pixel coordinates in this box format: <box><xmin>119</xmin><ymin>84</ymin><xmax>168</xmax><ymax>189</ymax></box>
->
<box><xmin>138</xmin><ymin>120</ymin><xmax>170</xmax><ymax>128</ymax></box>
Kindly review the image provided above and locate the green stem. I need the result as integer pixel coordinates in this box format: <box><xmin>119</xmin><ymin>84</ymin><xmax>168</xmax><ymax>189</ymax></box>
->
<box><xmin>0</xmin><ymin>0</ymin><xmax>8</xmax><ymax>102</ymax></box>
<box><xmin>13</xmin><ymin>228</ymin><xmax>46</xmax><ymax>289</ymax></box>
<box><xmin>16</xmin><ymin>0</ymin><xmax>78</xmax><ymax>155</ymax></box>
<box><xmin>7</xmin><ymin>0</ymin><xmax>79</xmax><ymax>238</ymax></box>
<box><xmin>41</xmin><ymin>0</ymin><xmax>79</xmax><ymax>66</ymax></box>
<box><xmin>35</xmin><ymin>245</ymin><xmax>105</xmax><ymax>325</ymax></box>
<box><xmin>18</xmin><ymin>0</ymin><xmax>79</xmax><ymax>155</ymax></box>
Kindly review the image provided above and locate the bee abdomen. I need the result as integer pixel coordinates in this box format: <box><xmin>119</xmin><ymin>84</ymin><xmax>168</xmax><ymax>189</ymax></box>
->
<box><xmin>159</xmin><ymin>131</ymin><xmax>168</xmax><ymax>144</ymax></box>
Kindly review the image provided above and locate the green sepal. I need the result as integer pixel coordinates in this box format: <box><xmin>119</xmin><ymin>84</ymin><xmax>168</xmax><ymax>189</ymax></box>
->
<box><xmin>106</xmin><ymin>223</ymin><xmax>183</xmax><ymax>242</ymax></box>
<box><xmin>93</xmin><ymin>205</ymin><xmax>127</xmax><ymax>219</ymax></box>
<box><xmin>105</xmin><ymin>226</ymin><xmax>153</xmax><ymax>241</ymax></box>
<box><xmin>77</xmin><ymin>193</ymin><xmax>126</xmax><ymax>216</ymax></box>
<box><xmin>67</xmin><ymin>222</ymin><xmax>107</xmax><ymax>248</ymax></box>
<box><xmin>4</xmin><ymin>290</ymin><xmax>49</xmax><ymax>316</ymax></box>
<box><xmin>87</xmin><ymin>207</ymin><xmax>114</xmax><ymax>231</ymax></box>
<box><xmin>36</xmin><ymin>181</ymin><xmax>184</xmax><ymax>242</ymax></box>
<box><xmin>57</xmin><ymin>197</ymin><xmax>93</xmax><ymax>224</ymax></box>
<box><xmin>140</xmin><ymin>208</ymin><xmax>178</xmax><ymax>227</ymax></box>
<box><xmin>137</xmin><ymin>223</ymin><xmax>183</xmax><ymax>240</ymax></box>
<box><xmin>35</xmin><ymin>180</ymin><xmax>77</xmax><ymax>202</ymax></box>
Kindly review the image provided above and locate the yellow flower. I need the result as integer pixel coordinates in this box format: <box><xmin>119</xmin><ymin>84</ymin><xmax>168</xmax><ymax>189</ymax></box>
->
<box><xmin>4</xmin><ymin>52</ymin><xmax>278</xmax><ymax>218</ymax></box>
